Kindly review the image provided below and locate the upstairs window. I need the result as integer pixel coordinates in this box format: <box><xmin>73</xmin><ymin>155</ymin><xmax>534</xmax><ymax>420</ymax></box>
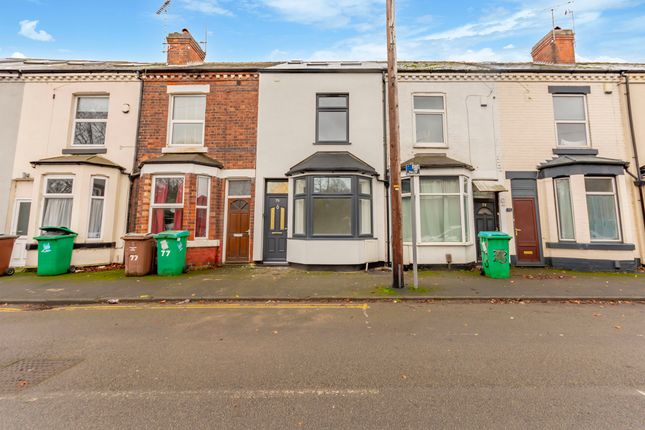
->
<box><xmin>151</xmin><ymin>176</ymin><xmax>184</xmax><ymax>234</ymax></box>
<box><xmin>553</xmin><ymin>95</ymin><xmax>589</xmax><ymax>147</ymax></box>
<box><xmin>42</xmin><ymin>177</ymin><xmax>74</xmax><ymax>228</ymax></box>
<box><xmin>169</xmin><ymin>95</ymin><xmax>206</xmax><ymax>146</ymax></box>
<box><xmin>316</xmin><ymin>94</ymin><xmax>349</xmax><ymax>144</ymax></box>
<box><xmin>414</xmin><ymin>95</ymin><xmax>446</xmax><ymax>147</ymax></box>
<box><xmin>72</xmin><ymin>96</ymin><xmax>109</xmax><ymax>146</ymax></box>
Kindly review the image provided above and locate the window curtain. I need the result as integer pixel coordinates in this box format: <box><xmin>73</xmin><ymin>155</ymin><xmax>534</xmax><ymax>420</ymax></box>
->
<box><xmin>42</xmin><ymin>198</ymin><xmax>73</xmax><ymax>227</ymax></box>
<box><xmin>88</xmin><ymin>199</ymin><xmax>104</xmax><ymax>239</ymax></box>
<box><xmin>420</xmin><ymin>195</ymin><xmax>461</xmax><ymax>242</ymax></box>
<box><xmin>587</xmin><ymin>195</ymin><xmax>619</xmax><ymax>240</ymax></box>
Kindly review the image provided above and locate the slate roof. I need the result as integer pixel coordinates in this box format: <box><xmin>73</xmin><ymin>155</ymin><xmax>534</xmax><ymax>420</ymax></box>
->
<box><xmin>537</xmin><ymin>154</ymin><xmax>628</xmax><ymax>170</ymax></box>
<box><xmin>139</xmin><ymin>153</ymin><xmax>224</xmax><ymax>169</ymax></box>
<box><xmin>401</xmin><ymin>154</ymin><xmax>475</xmax><ymax>171</ymax></box>
<box><xmin>31</xmin><ymin>155</ymin><xmax>126</xmax><ymax>171</ymax></box>
<box><xmin>286</xmin><ymin>151</ymin><xmax>378</xmax><ymax>176</ymax></box>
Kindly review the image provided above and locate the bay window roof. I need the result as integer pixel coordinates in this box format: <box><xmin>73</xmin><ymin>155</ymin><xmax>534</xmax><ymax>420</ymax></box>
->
<box><xmin>139</xmin><ymin>153</ymin><xmax>224</xmax><ymax>169</ymax></box>
<box><xmin>286</xmin><ymin>151</ymin><xmax>377</xmax><ymax>177</ymax></box>
<box><xmin>537</xmin><ymin>154</ymin><xmax>628</xmax><ymax>178</ymax></box>
<box><xmin>401</xmin><ymin>154</ymin><xmax>474</xmax><ymax>171</ymax></box>
<box><xmin>31</xmin><ymin>155</ymin><xmax>125</xmax><ymax>172</ymax></box>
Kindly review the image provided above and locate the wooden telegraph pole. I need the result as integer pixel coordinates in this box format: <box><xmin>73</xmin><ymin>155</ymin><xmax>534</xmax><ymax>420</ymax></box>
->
<box><xmin>386</xmin><ymin>0</ymin><xmax>404</xmax><ymax>288</ymax></box>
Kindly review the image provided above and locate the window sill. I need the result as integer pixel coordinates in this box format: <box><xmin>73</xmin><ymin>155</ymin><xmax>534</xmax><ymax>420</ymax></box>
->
<box><xmin>404</xmin><ymin>242</ymin><xmax>474</xmax><ymax>247</ymax></box>
<box><xmin>552</xmin><ymin>147</ymin><xmax>598</xmax><ymax>156</ymax></box>
<box><xmin>413</xmin><ymin>144</ymin><xmax>448</xmax><ymax>149</ymax></box>
<box><xmin>188</xmin><ymin>239</ymin><xmax>220</xmax><ymax>248</ymax></box>
<box><xmin>63</xmin><ymin>147</ymin><xmax>107</xmax><ymax>155</ymax></box>
<box><xmin>313</xmin><ymin>142</ymin><xmax>352</xmax><ymax>145</ymax></box>
<box><xmin>546</xmin><ymin>242</ymin><xmax>635</xmax><ymax>251</ymax></box>
<box><xmin>290</xmin><ymin>236</ymin><xmax>376</xmax><ymax>241</ymax></box>
<box><xmin>162</xmin><ymin>146</ymin><xmax>208</xmax><ymax>154</ymax></box>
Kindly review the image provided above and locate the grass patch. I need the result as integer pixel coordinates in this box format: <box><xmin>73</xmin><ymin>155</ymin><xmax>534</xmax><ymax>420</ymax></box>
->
<box><xmin>372</xmin><ymin>286</ymin><xmax>400</xmax><ymax>296</ymax></box>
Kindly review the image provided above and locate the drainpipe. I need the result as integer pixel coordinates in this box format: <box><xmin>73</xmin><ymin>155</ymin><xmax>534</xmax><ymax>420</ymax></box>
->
<box><xmin>382</xmin><ymin>71</ymin><xmax>391</xmax><ymax>266</ymax></box>
<box><xmin>622</xmin><ymin>72</ymin><xmax>645</xmax><ymax>243</ymax></box>
<box><xmin>126</xmin><ymin>69</ymin><xmax>146</xmax><ymax>233</ymax></box>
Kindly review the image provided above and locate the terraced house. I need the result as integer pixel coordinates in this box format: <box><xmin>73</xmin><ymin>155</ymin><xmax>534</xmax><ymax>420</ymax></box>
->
<box><xmin>129</xmin><ymin>29</ymin><xmax>272</xmax><ymax>267</ymax></box>
<box><xmin>0</xmin><ymin>59</ymin><xmax>142</xmax><ymax>268</ymax></box>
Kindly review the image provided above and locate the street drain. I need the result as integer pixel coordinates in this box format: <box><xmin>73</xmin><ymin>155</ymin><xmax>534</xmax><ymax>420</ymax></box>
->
<box><xmin>0</xmin><ymin>359</ymin><xmax>82</xmax><ymax>393</ymax></box>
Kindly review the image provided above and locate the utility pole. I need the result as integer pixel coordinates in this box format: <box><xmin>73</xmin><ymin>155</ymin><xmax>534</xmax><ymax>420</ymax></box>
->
<box><xmin>386</xmin><ymin>0</ymin><xmax>404</xmax><ymax>288</ymax></box>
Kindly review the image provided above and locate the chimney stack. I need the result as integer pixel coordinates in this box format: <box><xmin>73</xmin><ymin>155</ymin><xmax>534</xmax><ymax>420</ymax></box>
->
<box><xmin>166</xmin><ymin>28</ymin><xmax>206</xmax><ymax>66</ymax></box>
<box><xmin>531</xmin><ymin>27</ymin><xmax>575</xmax><ymax>65</ymax></box>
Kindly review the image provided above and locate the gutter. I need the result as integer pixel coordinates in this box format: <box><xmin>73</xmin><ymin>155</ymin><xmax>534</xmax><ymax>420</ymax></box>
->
<box><xmin>621</xmin><ymin>72</ymin><xmax>645</xmax><ymax>242</ymax></box>
<box><xmin>382</xmin><ymin>71</ymin><xmax>391</xmax><ymax>266</ymax></box>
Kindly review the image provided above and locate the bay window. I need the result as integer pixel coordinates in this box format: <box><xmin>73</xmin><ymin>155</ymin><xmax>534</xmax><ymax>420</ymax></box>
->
<box><xmin>403</xmin><ymin>176</ymin><xmax>471</xmax><ymax>244</ymax></box>
<box><xmin>151</xmin><ymin>176</ymin><xmax>184</xmax><ymax>234</ymax></box>
<box><xmin>88</xmin><ymin>177</ymin><xmax>107</xmax><ymax>239</ymax></box>
<box><xmin>585</xmin><ymin>177</ymin><xmax>620</xmax><ymax>241</ymax></box>
<box><xmin>42</xmin><ymin>177</ymin><xmax>74</xmax><ymax>228</ymax></box>
<box><xmin>293</xmin><ymin>175</ymin><xmax>372</xmax><ymax>238</ymax></box>
<box><xmin>195</xmin><ymin>176</ymin><xmax>210</xmax><ymax>239</ymax></box>
<box><xmin>169</xmin><ymin>95</ymin><xmax>206</xmax><ymax>146</ymax></box>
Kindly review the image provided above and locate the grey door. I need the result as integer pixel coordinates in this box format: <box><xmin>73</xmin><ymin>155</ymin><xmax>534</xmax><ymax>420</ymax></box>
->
<box><xmin>475</xmin><ymin>200</ymin><xmax>498</xmax><ymax>260</ymax></box>
<box><xmin>264</xmin><ymin>195</ymin><xmax>288</xmax><ymax>262</ymax></box>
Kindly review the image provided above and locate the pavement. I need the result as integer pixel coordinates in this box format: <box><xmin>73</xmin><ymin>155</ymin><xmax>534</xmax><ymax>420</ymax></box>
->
<box><xmin>0</xmin><ymin>302</ymin><xmax>644</xmax><ymax>429</ymax></box>
<box><xmin>0</xmin><ymin>265</ymin><xmax>645</xmax><ymax>304</ymax></box>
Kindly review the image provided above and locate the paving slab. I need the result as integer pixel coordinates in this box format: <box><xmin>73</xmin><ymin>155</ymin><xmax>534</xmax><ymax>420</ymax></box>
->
<box><xmin>0</xmin><ymin>266</ymin><xmax>644</xmax><ymax>304</ymax></box>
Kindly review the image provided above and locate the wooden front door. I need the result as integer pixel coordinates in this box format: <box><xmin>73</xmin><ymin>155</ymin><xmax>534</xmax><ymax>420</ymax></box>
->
<box><xmin>226</xmin><ymin>199</ymin><xmax>250</xmax><ymax>263</ymax></box>
<box><xmin>512</xmin><ymin>197</ymin><xmax>541</xmax><ymax>264</ymax></box>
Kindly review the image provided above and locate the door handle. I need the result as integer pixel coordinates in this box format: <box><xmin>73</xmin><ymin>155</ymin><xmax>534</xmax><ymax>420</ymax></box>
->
<box><xmin>515</xmin><ymin>228</ymin><xmax>522</xmax><ymax>236</ymax></box>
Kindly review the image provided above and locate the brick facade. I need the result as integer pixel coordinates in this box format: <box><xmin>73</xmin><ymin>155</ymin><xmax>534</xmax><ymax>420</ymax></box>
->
<box><xmin>130</xmin><ymin>71</ymin><xmax>260</xmax><ymax>267</ymax></box>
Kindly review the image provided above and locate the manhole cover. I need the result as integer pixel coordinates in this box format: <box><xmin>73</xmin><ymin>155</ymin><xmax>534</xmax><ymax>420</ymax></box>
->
<box><xmin>0</xmin><ymin>359</ymin><xmax>82</xmax><ymax>393</ymax></box>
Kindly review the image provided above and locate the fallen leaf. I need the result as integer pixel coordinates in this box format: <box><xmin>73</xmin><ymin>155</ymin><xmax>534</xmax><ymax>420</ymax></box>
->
<box><xmin>614</xmin><ymin>325</ymin><xmax>622</xmax><ymax>330</ymax></box>
<box><xmin>401</xmin><ymin>374</ymin><xmax>408</xmax><ymax>380</ymax></box>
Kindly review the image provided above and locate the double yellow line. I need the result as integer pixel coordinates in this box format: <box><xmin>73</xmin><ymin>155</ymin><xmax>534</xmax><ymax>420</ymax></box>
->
<box><xmin>0</xmin><ymin>303</ymin><xmax>369</xmax><ymax>313</ymax></box>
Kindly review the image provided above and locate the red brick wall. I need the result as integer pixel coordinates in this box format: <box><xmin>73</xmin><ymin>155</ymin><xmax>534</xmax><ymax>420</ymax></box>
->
<box><xmin>130</xmin><ymin>72</ymin><xmax>260</xmax><ymax>265</ymax></box>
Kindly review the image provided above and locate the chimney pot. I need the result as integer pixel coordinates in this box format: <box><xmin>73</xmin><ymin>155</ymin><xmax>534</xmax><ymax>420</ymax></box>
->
<box><xmin>166</xmin><ymin>28</ymin><xmax>206</xmax><ymax>66</ymax></box>
<box><xmin>531</xmin><ymin>28</ymin><xmax>576</xmax><ymax>65</ymax></box>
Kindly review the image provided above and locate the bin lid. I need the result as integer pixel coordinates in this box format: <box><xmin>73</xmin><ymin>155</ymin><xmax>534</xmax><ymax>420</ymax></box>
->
<box><xmin>122</xmin><ymin>233</ymin><xmax>155</xmax><ymax>241</ymax></box>
<box><xmin>478</xmin><ymin>231</ymin><xmax>512</xmax><ymax>240</ymax></box>
<box><xmin>153</xmin><ymin>230</ymin><xmax>190</xmax><ymax>239</ymax></box>
<box><xmin>38</xmin><ymin>226</ymin><xmax>78</xmax><ymax>236</ymax></box>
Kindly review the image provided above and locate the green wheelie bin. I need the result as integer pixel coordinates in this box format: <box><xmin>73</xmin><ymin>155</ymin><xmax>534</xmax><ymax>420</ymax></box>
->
<box><xmin>153</xmin><ymin>230</ymin><xmax>189</xmax><ymax>276</ymax></box>
<box><xmin>34</xmin><ymin>226</ymin><xmax>78</xmax><ymax>276</ymax></box>
<box><xmin>478</xmin><ymin>231</ymin><xmax>512</xmax><ymax>279</ymax></box>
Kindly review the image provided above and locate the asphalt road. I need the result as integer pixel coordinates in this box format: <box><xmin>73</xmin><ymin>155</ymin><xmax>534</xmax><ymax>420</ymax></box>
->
<box><xmin>0</xmin><ymin>302</ymin><xmax>644</xmax><ymax>429</ymax></box>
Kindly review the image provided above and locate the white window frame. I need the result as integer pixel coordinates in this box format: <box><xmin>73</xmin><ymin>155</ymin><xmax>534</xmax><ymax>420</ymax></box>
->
<box><xmin>149</xmin><ymin>175</ymin><xmax>186</xmax><ymax>232</ymax></box>
<box><xmin>87</xmin><ymin>176</ymin><xmax>108</xmax><ymax>241</ymax></box>
<box><xmin>167</xmin><ymin>94</ymin><xmax>206</xmax><ymax>147</ymax></box>
<box><xmin>71</xmin><ymin>95</ymin><xmax>109</xmax><ymax>147</ymax></box>
<box><xmin>195</xmin><ymin>175</ymin><xmax>211</xmax><ymax>239</ymax></box>
<box><xmin>41</xmin><ymin>176</ymin><xmax>75</xmax><ymax>227</ymax></box>
<box><xmin>412</xmin><ymin>93</ymin><xmax>447</xmax><ymax>148</ymax></box>
<box><xmin>553</xmin><ymin>94</ymin><xmax>590</xmax><ymax>148</ymax></box>
<box><xmin>585</xmin><ymin>177</ymin><xmax>622</xmax><ymax>242</ymax></box>
<box><xmin>553</xmin><ymin>177</ymin><xmax>576</xmax><ymax>242</ymax></box>
<box><xmin>406</xmin><ymin>175</ymin><xmax>471</xmax><ymax>245</ymax></box>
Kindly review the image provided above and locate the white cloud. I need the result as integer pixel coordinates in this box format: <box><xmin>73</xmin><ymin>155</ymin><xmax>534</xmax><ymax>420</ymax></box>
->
<box><xmin>180</xmin><ymin>0</ymin><xmax>232</xmax><ymax>16</ymax></box>
<box><xmin>419</xmin><ymin>9</ymin><xmax>537</xmax><ymax>41</ymax></box>
<box><xmin>576</xmin><ymin>54</ymin><xmax>628</xmax><ymax>63</ymax></box>
<box><xmin>11</xmin><ymin>52</ymin><xmax>27</xmax><ymax>59</ymax></box>
<box><xmin>503</xmin><ymin>44</ymin><xmax>515</xmax><ymax>49</ymax></box>
<box><xmin>18</xmin><ymin>19</ymin><xmax>54</xmax><ymax>42</ymax></box>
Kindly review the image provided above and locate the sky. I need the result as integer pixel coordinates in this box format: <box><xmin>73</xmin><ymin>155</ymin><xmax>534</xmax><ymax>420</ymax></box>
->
<box><xmin>2</xmin><ymin>0</ymin><xmax>645</xmax><ymax>63</ymax></box>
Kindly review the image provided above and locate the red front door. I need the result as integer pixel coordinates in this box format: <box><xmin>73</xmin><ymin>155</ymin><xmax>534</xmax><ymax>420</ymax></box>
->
<box><xmin>226</xmin><ymin>199</ymin><xmax>250</xmax><ymax>263</ymax></box>
<box><xmin>512</xmin><ymin>198</ymin><xmax>541</xmax><ymax>264</ymax></box>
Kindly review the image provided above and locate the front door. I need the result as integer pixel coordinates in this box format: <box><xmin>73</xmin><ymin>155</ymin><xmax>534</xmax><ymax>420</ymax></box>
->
<box><xmin>512</xmin><ymin>197</ymin><xmax>541</xmax><ymax>264</ymax></box>
<box><xmin>263</xmin><ymin>195</ymin><xmax>288</xmax><ymax>262</ymax></box>
<box><xmin>226</xmin><ymin>199</ymin><xmax>250</xmax><ymax>263</ymax></box>
<box><xmin>474</xmin><ymin>200</ymin><xmax>497</xmax><ymax>260</ymax></box>
<box><xmin>10</xmin><ymin>199</ymin><xmax>31</xmax><ymax>267</ymax></box>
